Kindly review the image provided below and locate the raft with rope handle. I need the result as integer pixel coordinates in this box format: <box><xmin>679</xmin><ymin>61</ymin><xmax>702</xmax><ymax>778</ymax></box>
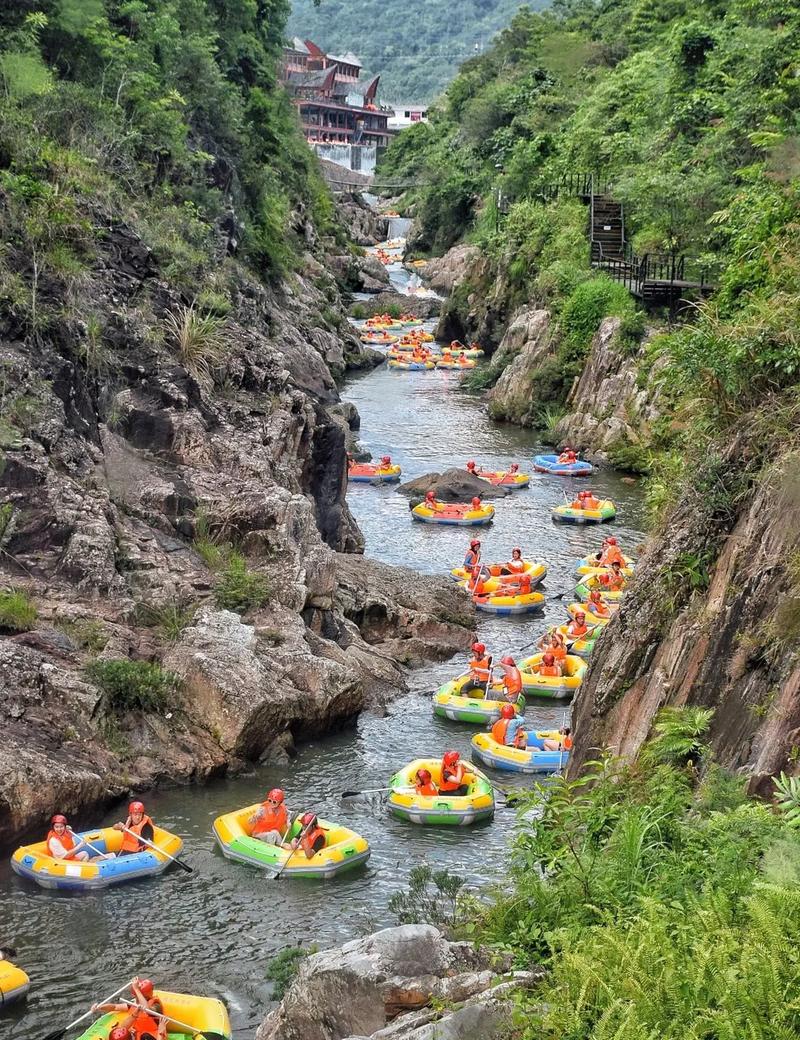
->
<box><xmin>551</xmin><ymin>500</ymin><xmax>616</xmax><ymax>524</ymax></box>
<box><xmin>0</xmin><ymin>958</ymin><xmax>30</xmax><ymax>1007</ymax></box>
<box><xmin>532</xmin><ymin>454</ymin><xmax>594</xmax><ymax>476</ymax></box>
<box><xmin>450</xmin><ymin>559</ymin><xmax>547</xmax><ymax>589</ymax></box>
<box><xmin>433</xmin><ymin>673</ymin><xmax>526</xmax><ymax>724</ymax></box>
<box><xmin>76</xmin><ymin>990</ymin><xmax>231</xmax><ymax>1040</ymax></box>
<box><xmin>517</xmin><ymin>653</ymin><xmax>587</xmax><ymax>698</ymax></box>
<box><xmin>387</xmin><ymin>759</ymin><xmax>494</xmax><ymax>826</ymax></box>
<box><xmin>471</xmin><ymin>732</ymin><xmax>570</xmax><ymax>774</ymax></box>
<box><xmin>412</xmin><ymin>502</ymin><xmax>495</xmax><ymax>526</ymax></box>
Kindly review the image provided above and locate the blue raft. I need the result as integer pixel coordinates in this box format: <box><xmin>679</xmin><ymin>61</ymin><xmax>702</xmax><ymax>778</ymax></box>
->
<box><xmin>533</xmin><ymin>454</ymin><xmax>594</xmax><ymax>476</ymax></box>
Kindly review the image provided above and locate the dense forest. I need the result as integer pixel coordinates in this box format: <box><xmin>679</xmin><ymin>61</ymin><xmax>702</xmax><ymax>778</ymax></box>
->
<box><xmin>287</xmin><ymin>0</ymin><xmax>544</xmax><ymax>102</ymax></box>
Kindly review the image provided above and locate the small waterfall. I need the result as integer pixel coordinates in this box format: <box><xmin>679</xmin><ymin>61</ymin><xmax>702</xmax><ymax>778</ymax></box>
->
<box><xmin>314</xmin><ymin>143</ymin><xmax>378</xmax><ymax>174</ymax></box>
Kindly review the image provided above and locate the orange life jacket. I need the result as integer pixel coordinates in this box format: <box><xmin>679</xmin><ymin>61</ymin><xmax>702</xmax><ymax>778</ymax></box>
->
<box><xmin>590</xmin><ymin>599</ymin><xmax>610</xmax><ymax>617</ymax></box>
<box><xmin>558</xmin><ymin>452</ymin><xmax>576</xmax><ymax>463</ymax></box>
<box><xmin>584</xmin><ymin>496</ymin><xmax>601</xmax><ymax>509</ymax></box>
<box><xmin>300</xmin><ymin>825</ymin><xmax>326</xmax><ymax>859</ymax></box>
<box><xmin>563</xmin><ymin>735</ymin><xmax>574</xmax><ymax>750</ymax></box>
<box><xmin>606</xmin><ymin>572</ymin><xmax>626</xmax><ymax>591</ymax></box>
<box><xmin>491</xmin><ymin>719</ymin><xmax>511</xmax><ymax>745</ymax></box>
<box><xmin>463</xmin><ymin>548</ymin><xmax>479</xmax><ymax>568</ymax></box>
<box><xmin>471</xmin><ymin>578</ymin><xmax>489</xmax><ymax>597</ymax></box>
<box><xmin>130</xmin><ymin>1008</ymin><xmax>161</xmax><ymax>1040</ymax></box>
<box><xmin>502</xmin><ymin>666</ymin><xmax>523</xmax><ymax>696</ymax></box>
<box><xmin>600</xmin><ymin>547</ymin><xmax>625</xmax><ymax>565</ymax></box>
<box><xmin>469</xmin><ymin>655</ymin><xmax>491</xmax><ymax>681</ymax></box>
<box><xmin>120</xmin><ymin>815</ymin><xmax>153</xmax><ymax>854</ymax></box>
<box><xmin>47</xmin><ymin>829</ymin><xmax>76</xmax><ymax>858</ymax></box>
<box><xmin>507</xmin><ymin>558</ymin><xmax>525</xmax><ymax>573</ymax></box>
<box><xmin>415</xmin><ymin>782</ymin><xmax>439</xmax><ymax>797</ymax></box>
<box><xmin>567</xmin><ymin>621</ymin><xmax>588</xmax><ymax>637</ymax></box>
<box><xmin>550</xmin><ymin>643</ymin><xmax>567</xmax><ymax>661</ymax></box>
<box><xmin>538</xmin><ymin>663</ymin><xmax>561</xmax><ymax>677</ymax></box>
<box><xmin>439</xmin><ymin>761</ymin><xmax>465</xmax><ymax>793</ymax></box>
<box><xmin>252</xmin><ymin>802</ymin><xmax>288</xmax><ymax>837</ymax></box>
<box><xmin>571</xmin><ymin>499</ymin><xmax>583</xmax><ymax>509</ymax></box>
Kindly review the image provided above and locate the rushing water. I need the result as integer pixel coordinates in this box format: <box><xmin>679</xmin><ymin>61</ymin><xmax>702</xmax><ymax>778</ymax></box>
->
<box><xmin>1</xmin><ymin>237</ymin><xmax>645</xmax><ymax>1040</ymax></box>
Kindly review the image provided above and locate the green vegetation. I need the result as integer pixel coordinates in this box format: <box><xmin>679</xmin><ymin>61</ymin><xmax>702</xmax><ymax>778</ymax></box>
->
<box><xmin>388</xmin><ymin>865</ymin><xmax>466</xmax><ymax>929</ymax></box>
<box><xmin>266</xmin><ymin>945</ymin><xmax>317</xmax><ymax>999</ymax></box>
<box><xmin>87</xmin><ymin>658</ymin><xmax>181</xmax><ymax>712</ymax></box>
<box><xmin>287</xmin><ymin>1</ymin><xmax>547</xmax><ymax>103</ymax></box>
<box><xmin>214</xmin><ymin>552</ymin><xmax>270</xmax><ymax>614</ymax></box>
<box><xmin>0</xmin><ymin>585</ymin><xmax>37</xmax><ymax>631</ymax></box>
<box><xmin>136</xmin><ymin>601</ymin><xmax>197</xmax><ymax>644</ymax></box>
<box><xmin>471</xmin><ymin>708</ymin><xmax>800</xmax><ymax>1039</ymax></box>
<box><xmin>164</xmin><ymin>304</ymin><xmax>228</xmax><ymax>390</ymax></box>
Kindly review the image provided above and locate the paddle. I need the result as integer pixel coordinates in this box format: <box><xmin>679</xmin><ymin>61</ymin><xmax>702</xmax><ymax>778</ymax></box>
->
<box><xmin>67</xmin><ymin>827</ymin><xmax>107</xmax><ymax>861</ymax></box>
<box><xmin>467</xmin><ymin>762</ymin><xmax>512</xmax><ymax>801</ymax></box>
<box><xmin>119</xmin><ymin>825</ymin><xmax>193</xmax><ymax>874</ymax></box>
<box><xmin>40</xmin><ymin>980</ymin><xmax>133</xmax><ymax>1040</ymax></box>
<box><xmin>273</xmin><ymin>815</ymin><xmax>319</xmax><ymax>881</ymax></box>
<box><xmin>118</xmin><ymin>998</ymin><xmax>211</xmax><ymax>1039</ymax></box>
<box><xmin>341</xmin><ymin>784</ymin><xmax>415</xmax><ymax>799</ymax></box>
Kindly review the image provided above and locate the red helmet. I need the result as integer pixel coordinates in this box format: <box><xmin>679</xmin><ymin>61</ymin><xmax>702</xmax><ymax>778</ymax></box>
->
<box><xmin>137</xmin><ymin>979</ymin><xmax>154</xmax><ymax>999</ymax></box>
<box><xmin>607</xmin><ymin>536</ymin><xmax>618</xmax><ymax>545</ymax></box>
<box><xmin>416</xmin><ymin>769</ymin><xmax>432</xmax><ymax>783</ymax></box>
<box><xmin>500</xmin><ymin>655</ymin><xmax>515</xmax><ymax>666</ymax></box>
<box><xmin>466</xmin><ymin>460</ymin><xmax>476</xmax><ymax>469</ymax></box>
<box><xmin>510</xmin><ymin>463</ymin><xmax>519</xmax><ymax>472</ymax></box>
<box><xmin>543</xmin><ymin>652</ymin><xmax>555</xmax><ymax>664</ymax></box>
<box><xmin>472</xmin><ymin>642</ymin><xmax>486</xmax><ymax>654</ymax></box>
<box><xmin>51</xmin><ymin>814</ymin><xmax>67</xmax><ymax>826</ymax></box>
<box><xmin>267</xmin><ymin>788</ymin><xmax>284</xmax><ymax>803</ymax></box>
<box><xmin>500</xmin><ymin>704</ymin><xmax>516</xmax><ymax>719</ymax></box>
<box><xmin>128</xmin><ymin>801</ymin><xmax>145</xmax><ymax>815</ymax></box>
<box><xmin>470</xmin><ymin>539</ymin><xmax>480</xmax><ymax>548</ymax></box>
<box><xmin>300</xmin><ymin>812</ymin><xmax>318</xmax><ymax>827</ymax></box>
<box><xmin>425</xmin><ymin>490</ymin><xmax>436</xmax><ymax>500</ymax></box>
<box><xmin>443</xmin><ymin>751</ymin><xmax>460</xmax><ymax>766</ymax></box>
<box><xmin>511</xmin><ymin>547</ymin><xmax>521</xmax><ymax>556</ymax></box>
<box><xmin>471</xmin><ymin>497</ymin><xmax>481</xmax><ymax>508</ymax></box>
<box><xmin>599</xmin><ymin>573</ymin><xmax>610</xmax><ymax>585</ymax></box>
<box><xmin>110</xmin><ymin>1028</ymin><xmax>130</xmax><ymax>1040</ymax></box>
<box><xmin>381</xmin><ymin>455</ymin><xmax>391</xmax><ymax>465</ymax></box>
<box><xmin>590</xmin><ymin>590</ymin><xmax>602</xmax><ymax>601</ymax></box>
<box><xmin>576</xmin><ymin>611</ymin><xmax>586</xmax><ymax>620</ymax></box>
<box><xmin>578</xmin><ymin>490</ymin><xmax>588</xmax><ymax>498</ymax></box>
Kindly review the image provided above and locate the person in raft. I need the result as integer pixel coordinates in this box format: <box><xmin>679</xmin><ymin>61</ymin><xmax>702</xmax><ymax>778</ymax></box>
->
<box><xmin>113</xmin><ymin>801</ymin><xmax>154</xmax><ymax>856</ymax></box>
<box><xmin>581</xmin><ymin>490</ymin><xmax>601</xmax><ymax>509</ymax></box>
<box><xmin>499</xmin><ymin>655</ymin><xmax>524</xmax><ymax>704</ymax></box>
<box><xmin>94</xmin><ymin>978</ymin><xmax>165</xmax><ymax>1040</ymax></box>
<box><xmin>543</xmin><ymin>727</ymin><xmax>573</xmax><ymax>753</ymax></box>
<box><xmin>558</xmin><ymin>447</ymin><xmax>578</xmax><ymax>464</ymax></box>
<box><xmin>468</xmin><ymin>564</ymin><xmax>492</xmax><ymax>598</ymax></box>
<box><xmin>424</xmin><ymin>490</ymin><xmax>440</xmax><ymax>511</ymax></box>
<box><xmin>46</xmin><ymin>814</ymin><xmax>91</xmax><ymax>862</ymax></box>
<box><xmin>500</xmin><ymin>547</ymin><xmax>526</xmax><ymax>575</ymax></box>
<box><xmin>533</xmin><ymin>652</ymin><xmax>562</xmax><ymax>677</ymax></box>
<box><xmin>249</xmin><ymin>788</ymin><xmax>290</xmax><ymax>845</ymax></box>
<box><xmin>491</xmin><ymin>703</ymin><xmax>527</xmax><ymax>749</ymax></box>
<box><xmin>598</xmin><ymin>537</ymin><xmax>625</xmax><ymax>567</ymax></box>
<box><xmin>588</xmin><ymin>589</ymin><xmax>612</xmax><ymax>618</ymax></box>
<box><xmin>378</xmin><ymin>454</ymin><xmax>393</xmax><ymax>469</ymax></box>
<box><xmin>505</xmin><ymin>572</ymin><xmax>533</xmax><ymax>597</ymax></box>
<box><xmin>463</xmin><ymin>641</ymin><xmax>492</xmax><ymax>694</ymax></box>
<box><xmin>463</xmin><ymin>538</ymin><xmax>481</xmax><ymax>569</ymax></box>
<box><xmin>439</xmin><ymin>751</ymin><xmax>470</xmax><ymax>796</ymax></box>
<box><xmin>290</xmin><ymin>812</ymin><xmax>326</xmax><ymax>859</ymax></box>
<box><xmin>414</xmin><ymin>769</ymin><xmax>439</xmax><ymax>796</ymax></box>
<box><xmin>539</xmin><ymin>629</ymin><xmax>568</xmax><ymax>663</ymax></box>
<box><xmin>566</xmin><ymin>611</ymin><xmax>590</xmax><ymax>640</ymax></box>
<box><xmin>605</xmin><ymin>559</ymin><xmax>627</xmax><ymax>591</ymax></box>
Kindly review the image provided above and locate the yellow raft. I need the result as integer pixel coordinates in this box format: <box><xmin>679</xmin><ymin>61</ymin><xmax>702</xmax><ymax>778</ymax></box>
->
<box><xmin>567</xmin><ymin>601</ymin><xmax>616</xmax><ymax>626</ymax></box>
<box><xmin>552</xmin><ymin>500</ymin><xmax>616</xmax><ymax>524</ymax></box>
<box><xmin>553</xmin><ymin>622</ymin><xmax>599</xmax><ymax>659</ymax></box>
<box><xmin>474</xmin><ymin>589</ymin><xmax>545</xmax><ymax>615</ymax></box>
<box><xmin>436</xmin><ymin>357</ymin><xmax>476</xmax><ymax>369</ymax></box>
<box><xmin>77</xmin><ymin>990</ymin><xmax>231</xmax><ymax>1040</ymax></box>
<box><xmin>518</xmin><ymin>653</ymin><xmax>587</xmax><ymax>698</ymax></box>
<box><xmin>412</xmin><ymin>502</ymin><xmax>495</xmax><ymax>526</ymax></box>
<box><xmin>0</xmin><ymin>958</ymin><xmax>30</xmax><ymax>1007</ymax></box>
<box><xmin>389</xmin><ymin>358</ymin><xmax>436</xmax><ymax>370</ymax></box>
<box><xmin>433</xmin><ymin>673</ymin><xmax>525</xmax><ymax>724</ymax></box>
<box><xmin>388</xmin><ymin>758</ymin><xmax>494</xmax><ymax>826</ymax></box>
<box><xmin>471</xmin><ymin>731</ymin><xmax>570</xmax><ymax>774</ymax></box>
<box><xmin>575</xmin><ymin>573</ymin><xmax>626</xmax><ymax>602</ymax></box>
<box><xmin>213</xmin><ymin>805</ymin><xmax>370</xmax><ymax>879</ymax></box>
<box><xmin>451</xmin><ymin>559</ymin><xmax>547</xmax><ymax>590</ymax></box>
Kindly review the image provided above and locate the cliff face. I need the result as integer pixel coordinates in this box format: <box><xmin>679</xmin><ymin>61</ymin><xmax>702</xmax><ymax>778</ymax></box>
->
<box><xmin>0</xmin><ymin>211</ymin><xmax>473</xmax><ymax>846</ymax></box>
<box><xmin>571</xmin><ymin>439</ymin><xmax>800</xmax><ymax>792</ymax></box>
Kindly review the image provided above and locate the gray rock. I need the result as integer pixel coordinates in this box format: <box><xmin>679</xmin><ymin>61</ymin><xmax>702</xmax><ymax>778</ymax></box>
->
<box><xmin>397</xmin><ymin>468</ymin><xmax>511</xmax><ymax>502</ymax></box>
<box><xmin>487</xmin><ymin>308</ymin><xmax>555</xmax><ymax>426</ymax></box>
<box><xmin>418</xmin><ymin>245</ymin><xmax>481</xmax><ymax>295</ymax></box>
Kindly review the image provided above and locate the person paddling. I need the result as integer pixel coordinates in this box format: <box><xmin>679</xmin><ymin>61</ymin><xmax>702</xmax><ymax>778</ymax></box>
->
<box><xmin>249</xmin><ymin>788</ymin><xmax>290</xmax><ymax>846</ymax></box>
<box><xmin>463</xmin><ymin>538</ymin><xmax>481</xmax><ymax>569</ymax></box>
<box><xmin>46</xmin><ymin>814</ymin><xmax>90</xmax><ymax>862</ymax></box>
<box><xmin>113</xmin><ymin>801</ymin><xmax>154</xmax><ymax>856</ymax></box>
<box><xmin>93</xmin><ymin>978</ymin><xmax>165</xmax><ymax>1040</ymax></box>
<box><xmin>566</xmin><ymin>611</ymin><xmax>589</xmax><ymax>639</ymax></box>
<box><xmin>463</xmin><ymin>641</ymin><xmax>492</xmax><ymax>694</ymax></box>
<box><xmin>491</xmin><ymin>703</ymin><xmax>526</xmax><ymax>748</ymax></box>
<box><xmin>588</xmin><ymin>589</ymin><xmax>612</xmax><ymax>618</ymax></box>
<box><xmin>439</xmin><ymin>751</ymin><xmax>470</xmax><ymax>796</ymax></box>
<box><xmin>558</xmin><ymin>447</ymin><xmax>577</xmax><ymax>464</ymax></box>
<box><xmin>498</xmin><ymin>655</ymin><xmax>523</xmax><ymax>703</ymax></box>
<box><xmin>290</xmin><ymin>813</ymin><xmax>327</xmax><ymax>859</ymax></box>
<box><xmin>605</xmin><ymin>560</ymin><xmax>627</xmax><ymax>591</ymax></box>
<box><xmin>534</xmin><ymin>652</ymin><xmax>562</xmax><ymax>677</ymax></box>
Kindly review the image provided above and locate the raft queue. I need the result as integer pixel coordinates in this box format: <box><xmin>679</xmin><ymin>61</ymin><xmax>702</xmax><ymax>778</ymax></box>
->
<box><xmin>3</xmin><ymin>267</ymin><xmax>633</xmax><ymax>1036</ymax></box>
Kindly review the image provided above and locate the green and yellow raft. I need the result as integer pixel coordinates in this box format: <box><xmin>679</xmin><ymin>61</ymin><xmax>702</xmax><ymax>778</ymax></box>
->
<box><xmin>77</xmin><ymin>990</ymin><xmax>230</xmax><ymax>1040</ymax></box>
<box><xmin>388</xmin><ymin>758</ymin><xmax>494</xmax><ymax>826</ymax></box>
<box><xmin>433</xmin><ymin>673</ymin><xmax>526</xmax><ymax>724</ymax></box>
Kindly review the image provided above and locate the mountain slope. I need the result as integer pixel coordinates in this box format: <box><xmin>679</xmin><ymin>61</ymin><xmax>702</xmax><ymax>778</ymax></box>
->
<box><xmin>287</xmin><ymin>0</ymin><xmax>548</xmax><ymax>102</ymax></box>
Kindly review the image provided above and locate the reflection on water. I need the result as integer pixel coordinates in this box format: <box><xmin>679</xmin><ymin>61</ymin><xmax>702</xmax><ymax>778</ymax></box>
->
<box><xmin>1</xmin><ymin>275</ymin><xmax>645</xmax><ymax>1040</ymax></box>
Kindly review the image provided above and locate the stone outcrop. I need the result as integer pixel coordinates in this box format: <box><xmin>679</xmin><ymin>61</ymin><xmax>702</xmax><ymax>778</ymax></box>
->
<box><xmin>570</xmin><ymin>443</ymin><xmax>800</xmax><ymax>792</ymax></box>
<box><xmin>257</xmin><ymin>925</ymin><xmax>543</xmax><ymax>1040</ymax></box>
<box><xmin>0</xmin><ymin>206</ymin><xmax>473</xmax><ymax>846</ymax></box>
<box><xmin>486</xmin><ymin>308</ymin><xmax>554</xmax><ymax>425</ymax></box>
<box><xmin>337</xmin><ymin>193</ymin><xmax>390</xmax><ymax>246</ymax></box>
<box><xmin>416</xmin><ymin>245</ymin><xmax>480</xmax><ymax>296</ymax></box>
<box><xmin>350</xmin><ymin>293</ymin><xmax>441</xmax><ymax>320</ymax></box>
<box><xmin>554</xmin><ymin>316</ymin><xmax>665</xmax><ymax>458</ymax></box>
<box><xmin>397</xmin><ymin>468</ymin><xmax>511</xmax><ymax>502</ymax></box>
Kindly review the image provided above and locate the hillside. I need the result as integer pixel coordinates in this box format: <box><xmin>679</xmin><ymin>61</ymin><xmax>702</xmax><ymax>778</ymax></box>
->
<box><xmin>287</xmin><ymin>0</ymin><xmax>546</xmax><ymax>102</ymax></box>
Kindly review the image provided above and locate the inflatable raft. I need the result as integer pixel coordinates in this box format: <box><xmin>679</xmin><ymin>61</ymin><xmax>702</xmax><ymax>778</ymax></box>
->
<box><xmin>361</xmin><ymin>332</ymin><xmax>398</xmax><ymax>345</ymax></box>
<box><xmin>213</xmin><ymin>805</ymin><xmax>369</xmax><ymax>879</ymax></box>
<box><xmin>435</xmin><ymin>357</ymin><xmax>476</xmax><ymax>369</ymax></box>
<box><xmin>575</xmin><ymin>554</ymin><xmax>634</xmax><ymax>577</ymax></box>
<box><xmin>412</xmin><ymin>502</ymin><xmax>495</xmax><ymax>526</ymax></box>
<box><xmin>469</xmin><ymin>467</ymin><xmax>530</xmax><ymax>489</ymax></box>
<box><xmin>533</xmin><ymin>454</ymin><xmax>594</xmax><ymax>476</ymax></box>
<box><xmin>551</xmin><ymin>500</ymin><xmax>616</xmax><ymax>524</ymax></box>
<box><xmin>518</xmin><ymin>653</ymin><xmax>586</xmax><ymax>698</ymax></box>
<box><xmin>433</xmin><ymin>674</ymin><xmax>526</xmax><ymax>724</ymax></box>
<box><xmin>348</xmin><ymin>461</ymin><xmax>402</xmax><ymax>483</ymax></box>
<box><xmin>575</xmin><ymin>575</ymin><xmax>626</xmax><ymax>602</ymax></box>
<box><xmin>553</xmin><ymin>622</ymin><xmax>599</xmax><ymax>659</ymax></box>
<box><xmin>11</xmin><ymin>826</ymin><xmax>183</xmax><ymax>891</ymax></box>
<box><xmin>77</xmin><ymin>990</ymin><xmax>231</xmax><ymax>1040</ymax></box>
<box><xmin>451</xmin><ymin>559</ymin><xmax>547</xmax><ymax>590</ymax></box>
<box><xmin>471</xmin><ymin>732</ymin><xmax>570</xmax><ymax>774</ymax></box>
<box><xmin>388</xmin><ymin>359</ymin><xmax>436</xmax><ymax>371</ymax></box>
<box><xmin>388</xmin><ymin>759</ymin><xmax>494</xmax><ymax>825</ymax></box>
<box><xmin>567</xmin><ymin>601</ymin><xmax>615</xmax><ymax>626</ymax></box>
<box><xmin>474</xmin><ymin>589</ymin><xmax>544</xmax><ymax>615</ymax></box>
<box><xmin>0</xmin><ymin>958</ymin><xmax>30</xmax><ymax>1007</ymax></box>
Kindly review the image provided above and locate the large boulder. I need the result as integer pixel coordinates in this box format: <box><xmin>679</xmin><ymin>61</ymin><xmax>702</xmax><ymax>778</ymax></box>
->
<box><xmin>351</xmin><ymin>293</ymin><xmax>440</xmax><ymax>320</ymax></box>
<box><xmin>416</xmin><ymin>245</ymin><xmax>480</xmax><ymax>295</ymax></box>
<box><xmin>487</xmin><ymin>308</ymin><xmax>555</xmax><ymax>426</ymax></box>
<box><xmin>256</xmin><ymin>925</ymin><xmax>543</xmax><ymax>1040</ymax></box>
<box><xmin>397</xmin><ymin>468</ymin><xmax>511</xmax><ymax>502</ymax></box>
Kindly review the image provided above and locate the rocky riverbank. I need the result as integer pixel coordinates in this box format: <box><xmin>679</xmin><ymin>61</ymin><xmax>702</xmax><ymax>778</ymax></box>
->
<box><xmin>0</xmin><ymin>206</ymin><xmax>474</xmax><ymax>846</ymax></box>
<box><xmin>257</xmin><ymin>925</ymin><xmax>543</xmax><ymax>1040</ymax></box>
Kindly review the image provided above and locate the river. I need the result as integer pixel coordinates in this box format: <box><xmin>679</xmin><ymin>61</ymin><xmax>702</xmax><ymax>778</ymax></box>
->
<box><xmin>0</xmin><ymin>228</ymin><xmax>645</xmax><ymax>1039</ymax></box>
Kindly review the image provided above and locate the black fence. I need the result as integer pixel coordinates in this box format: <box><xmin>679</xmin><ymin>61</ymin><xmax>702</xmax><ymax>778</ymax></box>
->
<box><xmin>591</xmin><ymin>242</ymin><xmax>711</xmax><ymax>297</ymax></box>
<box><xmin>533</xmin><ymin>172</ymin><xmax>612</xmax><ymax>203</ymax></box>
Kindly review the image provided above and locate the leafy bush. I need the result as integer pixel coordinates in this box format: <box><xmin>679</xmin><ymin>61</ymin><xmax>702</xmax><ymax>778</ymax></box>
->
<box><xmin>560</xmin><ymin>276</ymin><xmax>636</xmax><ymax>356</ymax></box>
<box><xmin>388</xmin><ymin>865</ymin><xmax>466</xmax><ymax>929</ymax></box>
<box><xmin>641</xmin><ymin>705</ymin><xmax>714</xmax><ymax>766</ymax></box>
<box><xmin>214</xmin><ymin>552</ymin><xmax>270</xmax><ymax>614</ymax></box>
<box><xmin>0</xmin><ymin>586</ymin><xmax>37</xmax><ymax>631</ymax></box>
<box><xmin>87</xmin><ymin>659</ymin><xmax>181</xmax><ymax>713</ymax></box>
<box><xmin>266</xmin><ymin>946</ymin><xmax>316</xmax><ymax>999</ymax></box>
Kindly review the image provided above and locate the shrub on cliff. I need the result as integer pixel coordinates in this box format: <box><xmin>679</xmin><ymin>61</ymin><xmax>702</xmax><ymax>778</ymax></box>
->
<box><xmin>0</xmin><ymin>586</ymin><xmax>37</xmax><ymax>631</ymax></box>
<box><xmin>87</xmin><ymin>659</ymin><xmax>181</xmax><ymax>713</ymax></box>
<box><xmin>214</xmin><ymin>552</ymin><xmax>270</xmax><ymax>614</ymax></box>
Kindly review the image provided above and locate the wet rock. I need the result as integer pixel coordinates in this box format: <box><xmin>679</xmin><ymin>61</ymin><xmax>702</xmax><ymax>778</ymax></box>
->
<box><xmin>350</xmin><ymin>294</ymin><xmax>441</xmax><ymax>320</ymax></box>
<box><xmin>487</xmin><ymin>308</ymin><xmax>555</xmax><ymax>426</ymax></box>
<box><xmin>331</xmin><ymin>254</ymin><xmax>392</xmax><ymax>294</ymax></box>
<box><xmin>396</xmin><ymin>468</ymin><xmax>511</xmax><ymax>502</ymax></box>
<box><xmin>418</xmin><ymin>245</ymin><xmax>481</xmax><ymax>295</ymax></box>
<box><xmin>256</xmin><ymin>925</ymin><xmax>542</xmax><ymax>1040</ymax></box>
